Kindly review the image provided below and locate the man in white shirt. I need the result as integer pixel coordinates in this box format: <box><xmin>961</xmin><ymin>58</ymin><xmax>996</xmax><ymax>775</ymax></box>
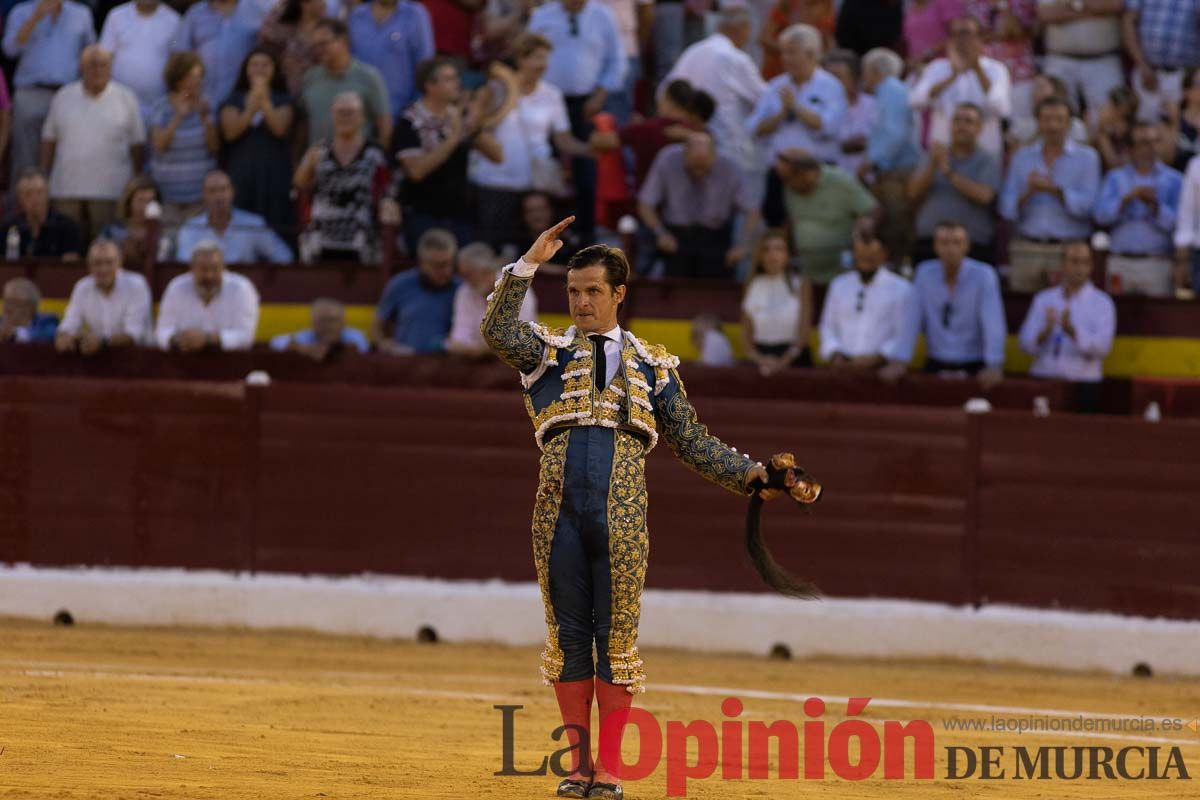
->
<box><xmin>40</xmin><ymin>45</ymin><xmax>145</xmax><ymax>241</ymax></box>
<box><xmin>663</xmin><ymin>6</ymin><xmax>766</xmax><ymax>197</ymax></box>
<box><xmin>55</xmin><ymin>238</ymin><xmax>152</xmax><ymax>354</ymax></box>
<box><xmin>819</xmin><ymin>218</ymin><xmax>916</xmax><ymax>383</ymax></box>
<box><xmin>99</xmin><ymin>0</ymin><xmax>182</xmax><ymax>123</ymax></box>
<box><xmin>909</xmin><ymin>15</ymin><xmax>1012</xmax><ymax>156</ymax></box>
<box><xmin>1018</xmin><ymin>240</ymin><xmax>1116</xmax><ymax>387</ymax></box>
<box><xmin>155</xmin><ymin>240</ymin><xmax>260</xmax><ymax>351</ymax></box>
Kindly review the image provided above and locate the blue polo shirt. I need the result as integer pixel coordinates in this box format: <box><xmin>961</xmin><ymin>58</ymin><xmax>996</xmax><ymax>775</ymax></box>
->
<box><xmin>376</xmin><ymin>269</ymin><xmax>460</xmax><ymax>354</ymax></box>
<box><xmin>2</xmin><ymin>0</ymin><xmax>95</xmax><ymax>88</ymax></box>
<box><xmin>347</xmin><ymin>1</ymin><xmax>434</xmax><ymax>116</ymax></box>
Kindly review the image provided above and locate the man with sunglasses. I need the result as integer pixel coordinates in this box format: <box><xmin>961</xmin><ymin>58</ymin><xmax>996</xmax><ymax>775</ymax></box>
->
<box><xmin>911</xmin><ymin>220</ymin><xmax>1007</xmax><ymax>388</ymax></box>
<box><xmin>818</xmin><ymin>217</ymin><xmax>916</xmax><ymax>383</ymax></box>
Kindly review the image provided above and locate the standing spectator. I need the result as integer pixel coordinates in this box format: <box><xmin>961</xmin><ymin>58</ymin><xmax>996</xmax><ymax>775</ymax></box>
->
<box><xmin>422</xmin><ymin>0</ymin><xmax>480</xmax><ymax>64</ymax></box>
<box><xmin>1000</xmin><ymin>96</ymin><xmax>1102</xmax><ymax>292</ymax></box>
<box><xmin>54</xmin><ymin>238</ymin><xmax>153</xmax><ymax>354</ymax></box>
<box><xmin>347</xmin><ymin>0</ymin><xmax>434</xmax><ymax>115</ymax></box>
<box><xmin>909</xmin><ymin>102</ymin><xmax>1001</xmax><ymax>263</ymax></box>
<box><xmin>301</xmin><ymin>18</ymin><xmax>391</xmax><ymax>147</ymax></box>
<box><xmin>1094</xmin><ymin>121</ymin><xmax>1182</xmax><ymax>296</ymax></box>
<box><xmin>99</xmin><ymin>0</ymin><xmax>182</xmax><ymax>123</ymax></box>
<box><xmin>834</xmin><ymin>0</ymin><xmax>903</xmax><ymax>58</ymax></box>
<box><xmin>394</xmin><ymin>57</ymin><xmax>501</xmax><ymax>252</ymax></box>
<box><xmin>470</xmin><ymin>32</ymin><xmax>591</xmax><ymax>249</ymax></box>
<box><xmin>1037</xmin><ymin>0</ymin><xmax>1125</xmax><ymax>126</ymax></box>
<box><xmin>823</xmin><ymin>50</ymin><xmax>875</xmax><ymax>178</ymax></box>
<box><xmin>270</xmin><ymin>297</ymin><xmax>370</xmax><ymax>359</ymax></box>
<box><xmin>747</xmin><ymin>24</ymin><xmax>846</xmax><ymax>168</ymax></box>
<box><xmin>219</xmin><ymin>48</ymin><xmax>295</xmax><ymax>235</ymax></box>
<box><xmin>910</xmin><ymin>15</ymin><xmax>1012</xmax><ymax>156</ymax></box>
<box><xmin>176</xmin><ymin>170</ymin><xmax>294</xmax><ymax>263</ymax></box>
<box><xmin>760</xmin><ymin>0</ymin><xmax>835</xmax><ymax>79</ymax></box>
<box><xmin>476</xmin><ymin>0</ymin><xmax>531</xmax><ymax>65</ymax></box>
<box><xmin>664</xmin><ymin>6</ymin><xmax>767</xmax><ymax>204</ymax></box>
<box><xmin>294</xmin><ymin>92</ymin><xmax>390</xmax><ymax>263</ymax></box>
<box><xmin>0</xmin><ymin>277</ymin><xmax>58</xmax><ymax>342</ymax></box>
<box><xmin>1124</xmin><ymin>0</ymin><xmax>1200</xmax><ymax>124</ymax></box>
<box><xmin>966</xmin><ymin>0</ymin><xmax>1036</xmax><ymax>132</ymax></box>
<box><xmin>527</xmin><ymin>0</ymin><xmax>625</xmax><ymax>242</ymax></box>
<box><xmin>859</xmin><ymin>47</ymin><xmax>919</xmax><ymax>264</ymax></box>
<box><xmin>637</xmin><ymin>133</ymin><xmax>761</xmax><ymax>278</ymax></box>
<box><xmin>0</xmin><ymin>169</ymin><xmax>83</xmax><ymax>260</ymax></box>
<box><xmin>101</xmin><ymin>177</ymin><xmax>161</xmax><ymax>268</ymax></box>
<box><xmin>155</xmin><ymin>241</ymin><xmax>260</xmax><ymax>351</ymax></box>
<box><xmin>445</xmin><ymin>241</ymin><xmax>537</xmax><ymax>357</ymax></box>
<box><xmin>173</xmin><ymin>0</ymin><xmax>264</xmax><ymax>110</ymax></box>
<box><xmin>818</xmin><ymin>217</ymin><xmax>915</xmax><ymax>382</ymax></box>
<box><xmin>257</xmin><ymin>0</ymin><xmax>325</xmax><ymax>96</ymax></box>
<box><xmin>598</xmin><ymin>0</ymin><xmax>653</xmax><ymax>123</ymax></box>
<box><xmin>1008</xmin><ymin>70</ymin><xmax>1092</xmax><ymax>146</ymax></box>
<box><xmin>372</xmin><ymin>227</ymin><xmax>461</xmax><ymax>355</ymax></box>
<box><xmin>911</xmin><ymin>220</ymin><xmax>1006</xmax><ymax>387</ymax></box>
<box><xmin>740</xmin><ymin>229</ymin><xmax>813</xmax><ymax>374</ymax></box>
<box><xmin>3</xmin><ymin>0</ymin><xmax>96</xmax><ymax>184</ymax></box>
<box><xmin>649</xmin><ymin>0</ymin><xmax>685</xmax><ymax>90</ymax></box>
<box><xmin>903</xmin><ymin>0</ymin><xmax>963</xmax><ymax>67</ymax></box>
<box><xmin>773</xmin><ymin>151</ymin><xmax>877</xmax><ymax>284</ymax></box>
<box><xmin>1092</xmin><ymin>85</ymin><xmax>1140</xmax><ymax>170</ymax></box>
<box><xmin>149</xmin><ymin>51</ymin><xmax>220</xmax><ymax>224</ymax></box>
<box><xmin>1164</xmin><ymin>68</ymin><xmax>1200</xmax><ymax>171</ymax></box>
<box><xmin>1017</xmin><ymin>240</ymin><xmax>1115</xmax><ymax>408</ymax></box>
<box><xmin>40</xmin><ymin>46</ymin><xmax>146</xmax><ymax>242</ymax></box>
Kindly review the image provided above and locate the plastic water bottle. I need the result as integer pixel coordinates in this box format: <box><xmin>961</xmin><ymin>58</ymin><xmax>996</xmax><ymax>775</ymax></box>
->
<box><xmin>6</xmin><ymin>226</ymin><xmax>20</xmax><ymax>261</ymax></box>
<box><xmin>1033</xmin><ymin>396</ymin><xmax>1050</xmax><ymax>417</ymax></box>
<box><xmin>1144</xmin><ymin>401</ymin><xmax>1162</xmax><ymax>423</ymax></box>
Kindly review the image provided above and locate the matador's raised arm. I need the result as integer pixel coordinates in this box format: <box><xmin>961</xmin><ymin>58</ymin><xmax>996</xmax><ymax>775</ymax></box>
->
<box><xmin>480</xmin><ymin>267</ymin><xmax>545</xmax><ymax>375</ymax></box>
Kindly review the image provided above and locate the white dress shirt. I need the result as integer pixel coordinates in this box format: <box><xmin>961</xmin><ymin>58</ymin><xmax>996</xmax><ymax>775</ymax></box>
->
<box><xmin>154</xmin><ymin>270</ymin><xmax>261</xmax><ymax>351</ymax></box>
<box><xmin>59</xmin><ymin>269</ymin><xmax>153</xmax><ymax>342</ymax></box>
<box><xmin>909</xmin><ymin>56</ymin><xmax>1012</xmax><ymax>155</ymax></box>
<box><xmin>663</xmin><ymin>33</ymin><xmax>767</xmax><ymax>173</ymax></box>
<box><xmin>1017</xmin><ymin>282</ymin><xmax>1116</xmax><ymax>382</ymax></box>
<box><xmin>818</xmin><ymin>267</ymin><xmax>916</xmax><ymax>363</ymax></box>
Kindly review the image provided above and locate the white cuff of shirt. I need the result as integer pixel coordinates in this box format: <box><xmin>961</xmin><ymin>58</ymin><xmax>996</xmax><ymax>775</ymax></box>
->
<box><xmin>506</xmin><ymin>258</ymin><xmax>538</xmax><ymax>278</ymax></box>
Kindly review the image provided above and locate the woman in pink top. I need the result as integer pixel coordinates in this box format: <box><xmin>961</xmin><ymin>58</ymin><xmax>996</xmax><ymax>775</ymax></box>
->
<box><xmin>903</xmin><ymin>0</ymin><xmax>965</xmax><ymax>68</ymax></box>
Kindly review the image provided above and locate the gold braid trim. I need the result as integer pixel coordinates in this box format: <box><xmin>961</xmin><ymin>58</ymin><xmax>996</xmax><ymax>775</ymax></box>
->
<box><xmin>532</xmin><ymin>430</ymin><xmax>570</xmax><ymax>685</ymax></box>
<box><xmin>606</xmin><ymin>430</ymin><xmax>650</xmax><ymax>694</ymax></box>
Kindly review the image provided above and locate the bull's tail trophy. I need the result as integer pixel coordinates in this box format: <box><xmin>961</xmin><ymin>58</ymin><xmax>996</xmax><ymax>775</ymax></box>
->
<box><xmin>746</xmin><ymin>452</ymin><xmax>822</xmax><ymax>599</ymax></box>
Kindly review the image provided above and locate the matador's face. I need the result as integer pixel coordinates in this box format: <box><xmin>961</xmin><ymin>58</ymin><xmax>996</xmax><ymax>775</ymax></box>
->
<box><xmin>566</xmin><ymin>265</ymin><xmax>625</xmax><ymax>335</ymax></box>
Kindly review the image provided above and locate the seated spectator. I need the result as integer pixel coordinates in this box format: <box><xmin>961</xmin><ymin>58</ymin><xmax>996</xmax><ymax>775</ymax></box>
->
<box><xmin>691</xmin><ymin>312</ymin><xmax>736</xmax><ymax>367</ymax></box>
<box><xmin>1092</xmin><ymin>85</ymin><xmax>1139</xmax><ymax>171</ymax></box>
<box><xmin>150</xmin><ymin>51</ymin><xmax>219</xmax><ymax>225</ymax></box>
<box><xmin>41</xmin><ymin>45</ymin><xmax>146</xmax><ymax>242</ymax></box>
<box><xmin>472</xmin><ymin>32</ymin><xmax>592</xmax><ymax>249</ymax></box>
<box><xmin>173</xmin><ymin>0</ymin><xmax>262</xmax><ymax>110</ymax></box>
<box><xmin>1093</xmin><ymin>121</ymin><xmax>1182</xmax><ymax>297</ymax></box>
<box><xmin>1007</xmin><ymin>72</ymin><xmax>1090</xmax><ymax>147</ymax></box>
<box><xmin>822</xmin><ymin>49</ymin><xmax>875</xmax><ymax>178</ymax></box>
<box><xmin>818</xmin><ymin>217</ymin><xmax>915</xmax><ymax>383</ymax></box>
<box><xmin>769</xmin><ymin>150</ymin><xmax>877</xmax><ymax>285</ymax></box>
<box><xmin>219</xmin><ymin>48</ymin><xmax>295</xmax><ymax>236</ymax></box>
<box><xmin>257</xmin><ymin>0</ymin><xmax>324</xmax><ymax>96</ymax></box>
<box><xmin>637</xmin><ymin>132</ymin><xmax>760</xmax><ymax>278</ymax></box>
<box><xmin>1000</xmin><ymin>96</ymin><xmax>1101</xmax><ymax>292</ymax></box>
<box><xmin>0</xmin><ymin>168</ymin><xmax>83</xmax><ymax>261</ymax></box>
<box><xmin>54</xmin><ymin>238</ymin><xmax>153</xmax><ymax>354</ymax></box>
<box><xmin>859</xmin><ymin>46</ymin><xmax>918</xmax><ymax>263</ymax></box>
<box><xmin>747</xmin><ymin>24</ymin><xmax>846</xmax><ymax>169</ymax></box>
<box><xmin>371</xmin><ymin>228</ymin><xmax>461</xmax><ymax>355</ymax></box>
<box><xmin>1164</xmin><ymin>68</ymin><xmax>1200</xmax><ymax>172</ymax></box>
<box><xmin>909</xmin><ymin>15</ymin><xmax>1011</xmax><ymax>156</ymax></box>
<box><xmin>293</xmin><ymin>92</ymin><xmax>390</xmax><ymax>264</ymax></box>
<box><xmin>1017</xmin><ymin>240</ymin><xmax>1115</xmax><ymax>406</ymax></box>
<box><xmin>347</xmin><ymin>0</ymin><xmax>434</xmax><ymax>117</ymax></box>
<box><xmin>515</xmin><ymin>191</ymin><xmax>582</xmax><ymax>268</ymax></box>
<box><xmin>909</xmin><ymin>102</ymin><xmax>1001</xmax><ymax>264</ymax></box>
<box><xmin>102</xmin><ymin>177</ymin><xmax>162</xmax><ymax>268</ymax></box>
<box><xmin>0</xmin><ymin>277</ymin><xmax>58</xmax><ymax>342</ymax></box>
<box><xmin>739</xmin><ymin>229</ymin><xmax>813</xmax><ymax>375</ymax></box>
<box><xmin>155</xmin><ymin>241</ymin><xmax>260</xmax><ymax>351</ymax></box>
<box><xmin>269</xmin><ymin>297</ymin><xmax>369</xmax><ymax>360</ymax></box>
<box><xmin>394</xmin><ymin>56</ymin><xmax>501</xmax><ymax>253</ymax></box>
<box><xmin>176</xmin><ymin>171</ymin><xmax>293</xmax><ymax>263</ymax></box>
<box><xmin>99</xmin><ymin>0</ymin><xmax>182</xmax><ymax>123</ymax></box>
<box><xmin>911</xmin><ymin>220</ymin><xmax>1006</xmax><ymax>388</ymax></box>
<box><xmin>301</xmin><ymin>17</ymin><xmax>391</xmax><ymax>147</ymax></box>
<box><xmin>445</xmin><ymin>242</ymin><xmax>537</xmax><ymax>357</ymax></box>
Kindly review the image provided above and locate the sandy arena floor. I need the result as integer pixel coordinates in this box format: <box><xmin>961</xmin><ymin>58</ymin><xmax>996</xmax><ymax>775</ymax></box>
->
<box><xmin>0</xmin><ymin>617</ymin><xmax>1197</xmax><ymax>799</ymax></box>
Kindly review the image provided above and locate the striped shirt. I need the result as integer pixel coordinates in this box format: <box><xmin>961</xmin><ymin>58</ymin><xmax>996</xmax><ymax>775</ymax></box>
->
<box><xmin>148</xmin><ymin>97</ymin><xmax>215</xmax><ymax>204</ymax></box>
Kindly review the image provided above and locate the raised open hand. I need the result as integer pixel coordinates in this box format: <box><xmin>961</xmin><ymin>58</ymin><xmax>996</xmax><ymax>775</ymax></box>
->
<box><xmin>521</xmin><ymin>215</ymin><xmax>575</xmax><ymax>268</ymax></box>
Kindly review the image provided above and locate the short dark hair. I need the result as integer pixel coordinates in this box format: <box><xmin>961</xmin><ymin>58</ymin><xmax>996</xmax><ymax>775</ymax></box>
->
<box><xmin>935</xmin><ymin>219</ymin><xmax>967</xmax><ymax>234</ymax></box>
<box><xmin>416</xmin><ymin>55</ymin><xmax>458</xmax><ymax>92</ymax></box>
<box><xmin>689</xmin><ymin>88</ymin><xmax>716</xmax><ymax>123</ymax></box>
<box><xmin>163</xmin><ymin>51</ymin><xmax>204</xmax><ymax>93</ymax></box>
<box><xmin>315</xmin><ymin>17</ymin><xmax>348</xmax><ymax>39</ymax></box>
<box><xmin>567</xmin><ymin>244</ymin><xmax>630</xmax><ymax>295</ymax></box>
<box><xmin>822</xmin><ymin>48</ymin><xmax>860</xmax><ymax>78</ymax></box>
<box><xmin>1035</xmin><ymin>94</ymin><xmax>1071</xmax><ymax>118</ymax></box>
<box><xmin>663</xmin><ymin>78</ymin><xmax>695</xmax><ymax>111</ymax></box>
<box><xmin>953</xmin><ymin>101</ymin><xmax>983</xmax><ymax>118</ymax></box>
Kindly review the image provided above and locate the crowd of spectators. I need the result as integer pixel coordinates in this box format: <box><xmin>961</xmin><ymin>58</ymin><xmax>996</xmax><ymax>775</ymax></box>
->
<box><xmin>1</xmin><ymin>0</ymin><xmax>1197</xmax><ymax>399</ymax></box>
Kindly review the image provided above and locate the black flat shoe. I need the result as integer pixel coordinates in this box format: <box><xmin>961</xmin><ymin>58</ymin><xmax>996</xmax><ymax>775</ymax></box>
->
<box><xmin>585</xmin><ymin>782</ymin><xmax>622</xmax><ymax>799</ymax></box>
<box><xmin>556</xmin><ymin>778</ymin><xmax>590</xmax><ymax>798</ymax></box>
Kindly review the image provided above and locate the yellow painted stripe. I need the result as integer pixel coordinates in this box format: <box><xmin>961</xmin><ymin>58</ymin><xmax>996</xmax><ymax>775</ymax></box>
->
<box><xmin>35</xmin><ymin>301</ymin><xmax>1200</xmax><ymax>378</ymax></box>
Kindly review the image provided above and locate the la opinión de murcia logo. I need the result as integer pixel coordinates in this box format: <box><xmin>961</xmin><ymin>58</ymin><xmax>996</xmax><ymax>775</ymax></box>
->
<box><xmin>495</xmin><ymin>698</ymin><xmax>1192</xmax><ymax>796</ymax></box>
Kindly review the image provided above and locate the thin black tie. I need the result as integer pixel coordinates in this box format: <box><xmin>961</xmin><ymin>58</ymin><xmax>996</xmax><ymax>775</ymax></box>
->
<box><xmin>589</xmin><ymin>334</ymin><xmax>608</xmax><ymax>390</ymax></box>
